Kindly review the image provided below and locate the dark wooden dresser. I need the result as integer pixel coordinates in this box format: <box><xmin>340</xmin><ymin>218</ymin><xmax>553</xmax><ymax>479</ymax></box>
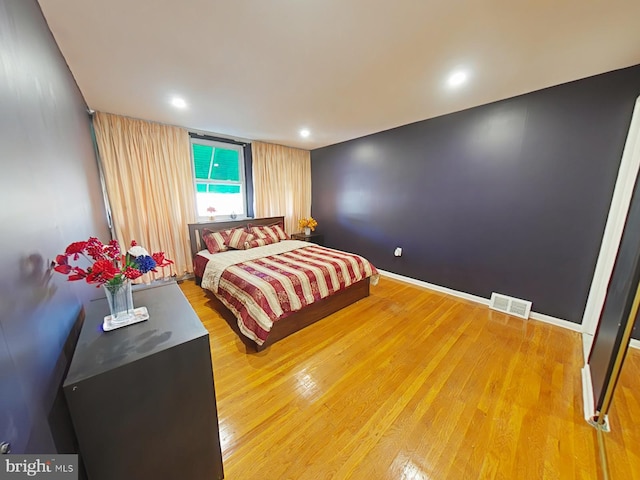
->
<box><xmin>63</xmin><ymin>282</ymin><xmax>224</xmax><ymax>480</ymax></box>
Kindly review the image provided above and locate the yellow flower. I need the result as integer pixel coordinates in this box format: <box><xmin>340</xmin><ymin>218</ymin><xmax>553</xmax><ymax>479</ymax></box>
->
<box><xmin>298</xmin><ymin>216</ymin><xmax>318</xmax><ymax>231</ymax></box>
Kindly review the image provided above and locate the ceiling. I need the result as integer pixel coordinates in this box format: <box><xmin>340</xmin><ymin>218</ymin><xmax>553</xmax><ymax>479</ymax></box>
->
<box><xmin>39</xmin><ymin>0</ymin><xmax>640</xmax><ymax>150</ymax></box>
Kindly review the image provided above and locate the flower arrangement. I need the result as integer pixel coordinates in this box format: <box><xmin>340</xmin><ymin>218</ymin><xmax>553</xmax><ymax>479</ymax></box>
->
<box><xmin>53</xmin><ymin>237</ymin><xmax>173</xmax><ymax>288</ymax></box>
<box><xmin>207</xmin><ymin>206</ymin><xmax>216</xmax><ymax>221</ymax></box>
<box><xmin>298</xmin><ymin>216</ymin><xmax>318</xmax><ymax>232</ymax></box>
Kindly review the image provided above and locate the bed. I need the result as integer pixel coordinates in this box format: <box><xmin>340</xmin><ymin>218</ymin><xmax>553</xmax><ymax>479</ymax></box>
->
<box><xmin>188</xmin><ymin>217</ymin><xmax>379</xmax><ymax>351</ymax></box>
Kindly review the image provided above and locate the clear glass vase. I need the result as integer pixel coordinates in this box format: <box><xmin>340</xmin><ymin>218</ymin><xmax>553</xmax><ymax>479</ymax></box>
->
<box><xmin>104</xmin><ymin>281</ymin><xmax>135</xmax><ymax>324</ymax></box>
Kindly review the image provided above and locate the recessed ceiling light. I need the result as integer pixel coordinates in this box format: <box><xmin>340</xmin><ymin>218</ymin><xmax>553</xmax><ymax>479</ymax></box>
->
<box><xmin>447</xmin><ymin>70</ymin><xmax>468</xmax><ymax>88</ymax></box>
<box><xmin>299</xmin><ymin>128</ymin><xmax>310</xmax><ymax>138</ymax></box>
<box><xmin>171</xmin><ymin>97</ymin><xmax>187</xmax><ymax>109</ymax></box>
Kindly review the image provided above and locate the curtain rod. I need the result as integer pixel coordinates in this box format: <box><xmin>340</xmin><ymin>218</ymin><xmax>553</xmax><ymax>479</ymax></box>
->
<box><xmin>189</xmin><ymin>132</ymin><xmax>249</xmax><ymax>146</ymax></box>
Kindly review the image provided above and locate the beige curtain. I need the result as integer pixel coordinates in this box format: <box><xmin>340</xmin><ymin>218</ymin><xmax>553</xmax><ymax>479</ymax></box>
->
<box><xmin>93</xmin><ymin>112</ymin><xmax>196</xmax><ymax>279</ymax></box>
<box><xmin>252</xmin><ymin>141</ymin><xmax>311</xmax><ymax>234</ymax></box>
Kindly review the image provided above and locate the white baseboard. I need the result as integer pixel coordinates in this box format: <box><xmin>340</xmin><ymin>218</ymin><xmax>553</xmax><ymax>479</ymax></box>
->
<box><xmin>529</xmin><ymin>311</ymin><xmax>582</xmax><ymax>332</ymax></box>
<box><xmin>630</xmin><ymin>339</ymin><xmax>640</xmax><ymax>350</ymax></box>
<box><xmin>377</xmin><ymin>269</ymin><xmax>490</xmax><ymax>306</ymax></box>
<box><xmin>582</xmin><ymin>365</ymin><xmax>595</xmax><ymax>422</ymax></box>
<box><xmin>582</xmin><ymin>333</ymin><xmax>594</xmax><ymax>363</ymax></box>
<box><xmin>377</xmin><ymin>269</ymin><xmax>581</xmax><ymax>332</ymax></box>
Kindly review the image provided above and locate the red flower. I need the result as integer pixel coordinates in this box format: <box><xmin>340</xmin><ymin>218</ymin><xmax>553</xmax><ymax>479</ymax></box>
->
<box><xmin>85</xmin><ymin>237</ymin><xmax>105</xmax><ymax>260</ymax></box>
<box><xmin>68</xmin><ymin>267</ymin><xmax>88</xmax><ymax>281</ymax></box>
<box><xmin>54</xmin><ymin>237</ymin><xmax>173</xmax><ymax>286</ymax></box>
<box><xmin>65</xmin><ymin>242</ymin><xmax>87</xmax><ymax>260</ymax></box>
<box><xmin>86</xmin><ymin>259</ymin><xmax>118</xmax><ymax>283</ymax></box>
<box><xmin>54</xmin><ymin>254</ymin><xmax>72</xmax><ymax>274</ymax></box>
<box><xmin>54</xmin><ymin>264</ymin><xmax>72</xmax><ymax>274</ymax></box>
<box><xmin>123</xmin><ymin>266</ymin><xmax>142</xmax><ymax>280</ymax></box>
<box><xmin>152</xmin><ymin>252</ymin><xmax>173</xmax><ymax>268</ymax></box>
<box><xmin>104</xmin><ymin>240</ymin><xmax>120</xmax><ymax>260</ymax></box>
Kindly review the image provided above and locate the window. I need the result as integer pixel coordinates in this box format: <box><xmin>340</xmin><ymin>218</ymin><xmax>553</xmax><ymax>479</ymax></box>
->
<box><xmin>191</xmin><ymin>138</ymin><xmax>246</xmax><ymax>219</ymax></box>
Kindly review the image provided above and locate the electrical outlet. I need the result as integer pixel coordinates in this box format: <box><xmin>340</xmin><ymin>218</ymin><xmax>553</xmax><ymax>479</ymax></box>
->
<box><xmin>394</xmin><ymin>247</ymin><xmax>402</xmax><ymax>257</ymax></box>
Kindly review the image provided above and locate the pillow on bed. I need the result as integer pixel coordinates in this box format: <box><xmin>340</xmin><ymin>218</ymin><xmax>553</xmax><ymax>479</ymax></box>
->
<box><xmin>269</xmin><ymin>223</ymin><xmax>290</xmax><ymax>241</ymax></box>
<box><xmin>250</xmin><ymin>225</ymin><xmax>281</xmax><ymax>243</ymax></box>
<box><xmin>202</xmin><ymin>229</ymin><xmax>229</xmax><ymax>254</ymax></box>
<box><xmin>244</xmin><ymin>236</ymin><xmax>279</xmax><ymax>249</ymax></box>
<box><xmin>226</xmin><ymin>228</ymin><xmax>255</xmax><ymax>250</ymax></box>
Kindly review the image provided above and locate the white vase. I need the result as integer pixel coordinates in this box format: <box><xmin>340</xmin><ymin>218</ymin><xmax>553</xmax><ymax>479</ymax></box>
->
<box><xmin>104</xmin><ymin>280</ymin><xmax>135</xmax><ymax>325</ymax></box>
<box><xmin>304</xmin><ymin>227</ymin><xmax>311</xmax><ymax>236</ymax></box>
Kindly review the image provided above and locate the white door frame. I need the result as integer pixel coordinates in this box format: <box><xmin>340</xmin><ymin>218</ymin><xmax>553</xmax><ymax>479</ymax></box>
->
<box><xmin>582</xmin><ymin>97</ymin><xmax>640</xmax><ymax>361</ymax></box>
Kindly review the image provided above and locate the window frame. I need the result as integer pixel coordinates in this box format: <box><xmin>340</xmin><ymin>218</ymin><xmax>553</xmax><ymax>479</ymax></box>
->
<box><xmin>190</xmin><ymin>137</ymin><xmax>247</xmax><ymax>222</ymax></box>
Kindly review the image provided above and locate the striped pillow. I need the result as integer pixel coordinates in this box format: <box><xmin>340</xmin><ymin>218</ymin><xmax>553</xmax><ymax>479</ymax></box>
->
<box><xmin>226</xmin><ymin>228</ymin><xmax>254</xmax><ymax>250</ymax></box>
<box><xmin>202</xmin><ymin>229</ymin><xmax>229</xmax><ymax>254</ymax></box>
<box><xmin>270</xmin><ymin>224</ymin><xmax>289</xmax><ymax>240</ymax></box>
<box><xmin>251</xmin><ymin>225</ymin><xmax>281</xmax><ymax>243</ymax></box>
<box><xmin>244</xmin><ymin>236</ymin><xmax>278</xmax><ymax>250</ymax></box>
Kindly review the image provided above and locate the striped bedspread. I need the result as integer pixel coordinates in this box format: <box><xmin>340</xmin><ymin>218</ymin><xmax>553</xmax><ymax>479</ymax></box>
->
<box><xmin>201</xmin><ymin>241</ymin><xmax>378</xmax><ymax>345</ymax></box>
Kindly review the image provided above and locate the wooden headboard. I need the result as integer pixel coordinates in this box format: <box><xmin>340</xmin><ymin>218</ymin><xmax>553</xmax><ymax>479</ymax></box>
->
<box><xmin>188</xmin><ymin>216</ymin><xmax>285</xmax><ymax>258</ymax></box>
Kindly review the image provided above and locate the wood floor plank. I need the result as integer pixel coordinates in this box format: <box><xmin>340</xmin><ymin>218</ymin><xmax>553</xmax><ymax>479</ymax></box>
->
<box><xmin>180</xmin><ymin>276</ymin><xmax>640</xmax><ymax>479</ymax></box>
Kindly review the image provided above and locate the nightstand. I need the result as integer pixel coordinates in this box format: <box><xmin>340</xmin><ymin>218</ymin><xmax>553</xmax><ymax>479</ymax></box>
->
<box><xmin>291</xmin><ymin>232</ymin><xmax>324</xmax><ymax>246</ymax></box>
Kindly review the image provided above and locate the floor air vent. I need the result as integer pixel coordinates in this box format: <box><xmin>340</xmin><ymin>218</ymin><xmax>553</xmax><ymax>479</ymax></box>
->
<box><xmin>489</xmin><ymin>293</ymin><xmax>532</xmax><ymax>319</ymax></box>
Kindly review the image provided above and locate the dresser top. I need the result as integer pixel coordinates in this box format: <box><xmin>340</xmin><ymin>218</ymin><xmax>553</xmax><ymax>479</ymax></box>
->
<box><xmin>64</xmin><ymin>282</ymin><xmax>208</xmax><ymax>386</ymax></box>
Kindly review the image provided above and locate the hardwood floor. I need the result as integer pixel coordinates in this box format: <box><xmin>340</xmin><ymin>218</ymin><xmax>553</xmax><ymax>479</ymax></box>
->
<box><xmin>180</xmin><ymin>277</ymin><xmax>640</xmax><ymax>479</ymax></box>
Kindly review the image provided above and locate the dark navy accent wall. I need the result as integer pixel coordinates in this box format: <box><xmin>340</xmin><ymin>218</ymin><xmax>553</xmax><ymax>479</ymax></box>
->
<box><xmin>312</xmin><ymin>65</ymin><xmax>640</xmax><ymax>324</ymax></box>
<box><xmin>0</xmin><ymin>0</ymin><xmax>109</xmax><ymax>453</ymax></box>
